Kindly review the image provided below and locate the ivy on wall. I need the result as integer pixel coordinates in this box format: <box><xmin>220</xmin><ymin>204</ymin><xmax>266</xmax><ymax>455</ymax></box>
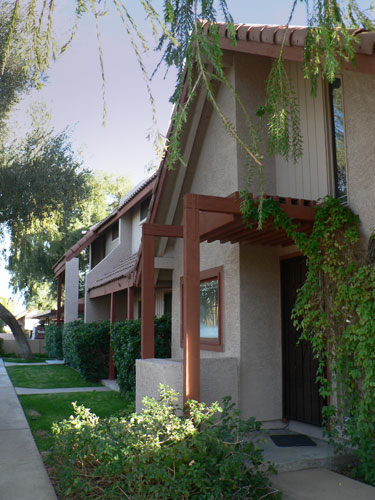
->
<box><xmin>241</xmin><ymin>194</ymin><xmax>375</xmax><ymax>485</ymax></box>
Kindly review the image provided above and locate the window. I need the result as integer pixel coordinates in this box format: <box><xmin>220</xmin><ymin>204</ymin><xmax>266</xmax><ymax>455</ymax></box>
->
<box><xmin>329</xmin><ymin>77</ymin><xmax>347</xmax><ymax>202</ymax></box>
<box><xmin>140</xmin><ymin>196</ymin><xmax>151</xmax><ymax>222</ymax></box>
<box><xmin>180</xmin><ymin>266</ymin><xmax>223</xmax><ymax>351</ymax></box>
<box><xmin>111</xmin><ymin>221</ymin><xmax>119</xmax><ymax>241</ymax></box>
<box><xmin>164</xmin><ymin>292</ymin><xmax>172</xmax><ymax>316</ymax></box>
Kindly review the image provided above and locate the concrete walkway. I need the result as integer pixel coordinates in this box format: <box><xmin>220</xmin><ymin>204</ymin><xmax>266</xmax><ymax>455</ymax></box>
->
<box><xmin>16</xmin><ymin>386</ymin><xmax>111</xmax><ymax>395</ymax></box>
<box><xmin>0</xmin><ymin>360</ymin><xmax>57</xmax><ymax>500</ymax></box>
<box><xmin>271</xmin><ymin>468</ymin><xmax>375</xmax><ymax>499</ymax></box>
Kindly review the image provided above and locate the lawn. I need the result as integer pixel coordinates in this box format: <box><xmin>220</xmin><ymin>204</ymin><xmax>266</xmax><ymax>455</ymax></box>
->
<box><xmin>20</xmin><ymin>391</ymin><xmax>135</xmax><ymax>451</ymax></box>
<box><xmin>6</xmin><ymin>364</ymin><xmax>102</xmax><ymax>388</ymax></box>
<box><xmin>2</xmin><ymin>353</ymin><xmax>50</xmax><ymax>363</ymax></box>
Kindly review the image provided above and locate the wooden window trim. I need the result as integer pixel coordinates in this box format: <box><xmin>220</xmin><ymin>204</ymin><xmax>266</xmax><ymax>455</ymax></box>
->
<box><xmin>180</xmin><ymin>266</ymin><xmax>224</xmax><ymax>352</ymax></box>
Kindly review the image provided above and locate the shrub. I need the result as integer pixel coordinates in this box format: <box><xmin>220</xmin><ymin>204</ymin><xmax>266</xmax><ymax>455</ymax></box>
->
<box><xmin>45</xmin><ymin>324</ymin><xmax>63</xmax><ymax>359</ymax></box>
<box><xmin>0</xmin><ymin>338</ymin><xmax>4</xmax><ymax>357</ymax></box>
<box><xmin>111</xmin><ymin>314</ymin><xmax>171</xmax><ymax>394</ymax></box>
<box><xmin>52</xmin><ymin>386</ymin><xmax>280</xmax><ymax>500</ymax></box>
<box><xmin>63</xmin><ymin>321</ymin><xmax>110</xmax><ymax>381</ymax></box>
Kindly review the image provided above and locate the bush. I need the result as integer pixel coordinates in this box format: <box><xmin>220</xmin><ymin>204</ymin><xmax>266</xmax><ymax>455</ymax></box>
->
<box><xmin>45</xmin><ymin>324</ymin><xmax>63</xmax><ymax>359</ymax></box>
<box><xmin>63</xmin><ymin>321</ymin><xmax>110</xmax><ymax>381</ymax></box>
<box><xmin>52</xmin><ymin>386</ymin><xmax>280</xmax><ymax>500</ymax></box>
<box><xmin>111</xmin><ymin>314</ymin><xmax>171</xmax><ymax>394</ymax></box>
<box><xmin>0</xmin><ymin>338</ymin><xmax>4</xmax><ymax>357</ymax></box>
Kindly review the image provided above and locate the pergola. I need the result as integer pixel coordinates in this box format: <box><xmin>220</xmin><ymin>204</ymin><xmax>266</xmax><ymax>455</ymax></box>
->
<box><xmin>140</xmin><ymin>192</ymin><xmax>316</xmax><ymax>402</ymax></box>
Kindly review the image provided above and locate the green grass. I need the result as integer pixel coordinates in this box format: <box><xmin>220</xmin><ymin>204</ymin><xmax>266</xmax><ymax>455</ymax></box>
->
<box><xmin>6</xmin><ymin>365</ymin><xmax>102</xmax><ymax>388</ymax></box>
<box><xmin>19</xmin><ymin>391</ymin><xmax>135</xmax><ymax>451</ymax></box>
<box><xmin>2</xmin><ymin>353</ymin><xmax>50</xmax><ymax>363</ymax></box>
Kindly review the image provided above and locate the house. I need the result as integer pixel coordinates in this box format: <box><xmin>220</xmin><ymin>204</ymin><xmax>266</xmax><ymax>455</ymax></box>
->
<box><xmin>135</xmin><ymin>23</ymin><xmax>375</xmax><ymax>433</ymax></box>
<box><xmin>53</xmin><ymin>173</ymin><xmax>172</xmax><ymax>375</ymax></box>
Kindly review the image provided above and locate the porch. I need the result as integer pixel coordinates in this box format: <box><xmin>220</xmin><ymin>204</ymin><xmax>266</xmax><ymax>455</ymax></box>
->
<box><xmin>138</xmin><ymin>191</ymin><xmax>316</xmax><ymax>411</ymax></box>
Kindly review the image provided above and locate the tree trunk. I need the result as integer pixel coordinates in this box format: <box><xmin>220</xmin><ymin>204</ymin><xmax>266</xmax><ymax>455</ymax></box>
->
<box><xmin>0</xmin><ymin>303</ymin><xmax>33</xmax><ymax>359</ymax></box>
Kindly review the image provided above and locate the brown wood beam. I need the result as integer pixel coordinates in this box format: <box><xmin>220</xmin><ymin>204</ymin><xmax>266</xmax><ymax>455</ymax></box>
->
<box><xmin>127</xmin><ymin>286</ymin><xmax>134</xmax><ymax>320</ymax></box>
<box><xmin>220</xmin><ymin>37</ymin><xmax>304</xmax><ymax>63</ymax></box>
<box><xmin>57</xmin><ymin>274</ymin><xmax>63</xmax><ymax>326</ymax></box>
<box><xmin>109</xmin><ymin>292</ymin><xmax>117</xmax><ymax>380</ymax></box>
<box><xmin>142</xmin><ymin>223</ymin><xmax>184</xmax><ymax>238</ymax></box>
<box><xmin>194</xmin><ymin>193</ymin><xmax>241</xmax><ymax>215</ymax></box>
<box><xmin>88</xmin><ymin>275</ymin><xmax>134</xmax><ymax>298</ymax></box>
<box><xmin>183</xmin><ymin>194</ymin><xmax>201</xmax><ymax>403</ymax></box>
<box><xmin>141</xmin><ymin>231</ymin><xmax>155</xmax><ymax>359</ymax></box>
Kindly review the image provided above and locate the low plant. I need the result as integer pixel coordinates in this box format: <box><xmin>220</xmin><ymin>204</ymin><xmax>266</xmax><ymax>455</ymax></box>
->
<box><xmin>0</xmin><ymin>338</ymin><xmax>4</xmax><ymax>357</ymax></box>
<box><xmin>63</xmin><ymin>321</ymin><xmax>110</xmax><ymax>381</ymax></box>
<box><xmin>45</xmin><ymin>323</ymin><xmax>63</xmax><ymax>359</ymax></box>
<box><xmin>111</xmin><ymin>314</ymin><xmax>171</xmax><ymax>394</ymax></box>
<box><xmin>51</xmin><ymin>386</ymin><xmax>280</xmax><ymax>500</ymax></box>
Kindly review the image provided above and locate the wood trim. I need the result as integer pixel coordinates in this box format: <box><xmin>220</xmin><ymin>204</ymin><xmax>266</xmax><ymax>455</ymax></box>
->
<box><xmin>127</xmin><ymin>286</ymin><xmax>134</xmax><ymax>320</ymax></box>
<box><xmin>88</xmin><ymin>275</ymin><xmax>134</xmax><ymax>298</ymax></box>
<box><xmin>220</xmin><ymin>37</ymin><xmax>304</xmax><ymax>63</ymax></box>
<box><xmin>180</xmin><ymin>266</ymin><xmax>224</xmax><ymax>352</ymax></box>
<box><xmin>141</xmin><ymin>233</ymin><xmax>155</xmax><ymax>359</ymax></box>
<box><xmin>183</xmin><ymin>197</ymin><xmax>201</xmax><ymax>402</ymax></box>
<box><xmin>142</xmin><ymin>223</ymin><xmax>184</xmax><ymax>238</ymax></box>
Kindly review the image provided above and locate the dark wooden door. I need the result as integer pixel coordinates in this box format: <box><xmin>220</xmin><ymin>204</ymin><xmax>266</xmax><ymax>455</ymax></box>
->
<box><xmin>281</xmin><ymin>256</ymin><xmax>324</xmax><ymax>426</ymax></box>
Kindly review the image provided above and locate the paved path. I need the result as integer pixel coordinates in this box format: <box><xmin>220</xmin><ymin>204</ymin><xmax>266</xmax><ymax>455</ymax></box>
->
<box><xmin>0</xmin><ymin>360</ymin><xmax>57</xmax><ymax>500</ymax></box>
<box><xmin>271</xmin><ymin>468</ymin><xmax>375</xmax><ymax>499</ymax></box>
<box><xmin>16</xmin><ymin>386</ymin><xmax>111</xmax><ymax>395</ymax></box>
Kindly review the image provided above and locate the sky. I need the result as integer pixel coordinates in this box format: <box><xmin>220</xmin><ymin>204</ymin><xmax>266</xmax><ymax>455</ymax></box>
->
<box><xmin>0</xmin><ymin>0</ymin><xmax>370</xmax><ymax>302</ymax></box>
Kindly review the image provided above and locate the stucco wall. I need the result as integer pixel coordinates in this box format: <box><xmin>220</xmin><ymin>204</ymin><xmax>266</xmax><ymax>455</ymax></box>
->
<box><xmin>136</xmin><ymin>357</ymin><xmax>239</xmax><ymax>413</ymax></box>
<box><xmin>85</xmin><ymin>294</ymin><xmax>111</xmax><ymax>322</ymax></box>
<box><xmin>342</xmin><ymin>70</ymin><xmax>375</xmax><ymax>238</ymax></box>
<box><xmin>239</xmin><ymin>245</ymin><xmax>283</xmax><ymax>421</ymax></box>
<box><xmin>64</xmin><ymin>258</ymin><xmax>79</xmax><ymax>323</ymax></box>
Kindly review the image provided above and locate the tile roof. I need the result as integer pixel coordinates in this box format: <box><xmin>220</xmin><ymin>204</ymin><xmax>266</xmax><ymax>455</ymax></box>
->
<box><xmin>202</xmin><ymin>22</ymin><xmax>375</xmax><ymax>55</ymax></box>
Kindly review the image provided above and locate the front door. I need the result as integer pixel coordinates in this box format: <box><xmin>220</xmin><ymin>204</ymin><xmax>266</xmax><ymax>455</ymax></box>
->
<box><xmin>281</xmin><ymin>256</ymin><xmax>324</xmax><ymax>426</ymax></box>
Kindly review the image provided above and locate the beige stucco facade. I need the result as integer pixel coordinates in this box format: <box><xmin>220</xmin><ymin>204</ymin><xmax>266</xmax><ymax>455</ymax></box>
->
<box><xmin>136</xmin><ymin>49</ymin><xmax>375</xmax><ymax>426</ymax></box>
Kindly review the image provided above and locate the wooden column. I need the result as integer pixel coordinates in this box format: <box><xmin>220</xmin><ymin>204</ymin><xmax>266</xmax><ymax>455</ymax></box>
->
<box><xmin>183</xmin><ymin>194</ymin><xmax>201</xmax><ymax>402</ymax></box>
<box><xmin>57</xmin><ymin>273</ymin><xmax>62</xmax><ymax>326</ymax></box>
<box><xmin>109</xmin><ymin>292</ymin><xmax>117</xmax><ymax>380</ymax></box>
<box><xmin>127</xmin><ymin>286</ymin><xmax>134</xmax><ymax>320</ymax></box>
<box><xmin>141</xmin><ymin>230</ymin><xmax>155</xmax><ymax>359</ymax></box>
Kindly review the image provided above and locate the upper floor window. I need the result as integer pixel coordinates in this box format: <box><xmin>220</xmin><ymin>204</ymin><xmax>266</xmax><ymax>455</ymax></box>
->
<box><xmin>140</xmin><ymin>196</ymin><xmax>151</xmax><ymax>222</ymax></box>
<box><xmin>329</xmin><ymin>77</ymin><xmax>347</xmax><ymax>201</ymax></box>
<box><xmin>111</xmin><ymin>221</ymin><xmax>119</xmax><ymax>241</ymax></box>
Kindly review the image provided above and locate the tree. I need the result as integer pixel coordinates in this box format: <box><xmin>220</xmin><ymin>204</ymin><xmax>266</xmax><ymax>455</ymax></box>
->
<box><xmin>6</xmin><ymin>166</ymin><xmax>133</xmax><ymax>309</ymax></box>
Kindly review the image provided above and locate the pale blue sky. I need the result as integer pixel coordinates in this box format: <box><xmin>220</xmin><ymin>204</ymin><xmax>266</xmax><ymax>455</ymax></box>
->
<box><xmin>0</xmin><ymin>0</ymin><xmax>370</xmax><ymax>302</ymax></box>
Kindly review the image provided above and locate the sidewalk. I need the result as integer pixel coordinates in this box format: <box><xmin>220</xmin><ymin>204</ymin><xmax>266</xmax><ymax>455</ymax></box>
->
<box><xmin>0</xmin><ymin>359</ymin><xmax>57</xmax><ymax>500</ymax></box>
<box><xmin>271</xmin><ymin>468</ymin><xmax>375</xmax><ymax>500</ymax></box>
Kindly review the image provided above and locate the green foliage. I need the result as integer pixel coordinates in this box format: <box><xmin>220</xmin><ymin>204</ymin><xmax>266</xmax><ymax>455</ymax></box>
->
<box><xmin>63</xmin><ymin>321</ymin><xmax>110</xmax><ymax>382</ymax></box>
<box><xmin>0</xmin><ymin>337</ymin><xmax>4</xmax><ymax>357</ymax></box>
<box><xmin>51</xmin><ymin>386</ymin><xmax>280</xmax><ymax>500</ymax></box>
<box><xmin>241</xmin><ymin>194</ymin><xmax>375</xmax><ymax>485</ymax></box>
<box><xmin>44</xmin><ymin>323</ymin><xmax>63</xmax><ymax>359</ymax></box>
<box><xmin>111</xmin><ymin>314</ymin><xmax>171</xmax><ymax>394</ymax></box>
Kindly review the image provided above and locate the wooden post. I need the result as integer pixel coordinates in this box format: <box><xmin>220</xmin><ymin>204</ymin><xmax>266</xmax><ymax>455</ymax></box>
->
<box><xmin>183</xmin><ymin>194</ymin><xmax>201</xmax><ymax>402</ymax></box>
<box><xmin>57</xmin><ymin>273</ymin><xmax>62</xmax><ymax>326</ymax></box>
<box><xmin>127</xmin><ymin>286</ymin><xmax>134</xmax><ymax>320</ymax></box>
<box><xmin>109</xmin><ymin>292</ymin><xmax>117</xmax><ymax>380</ymax></box>
<box><xmin>141</xmin><ymin>230</ymin><xmax>155</xmax><ymax>359</ymax></box>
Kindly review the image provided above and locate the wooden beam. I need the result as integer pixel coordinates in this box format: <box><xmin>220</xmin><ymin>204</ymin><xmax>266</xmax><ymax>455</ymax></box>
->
<box><xmin>109</xmin><ymin>293</ymin><xmax>117</xmax><ymax>380</ymax></box>
<box><xmin>193</xmin><ymin>194</ymin><xmax>241</xmax><ymax>215</ymax></box>
<box><xmin>220</xmin><ymin>37</ymin><xmax>305</xmax><ymax>62</ymax></box>
<box><xmin>183</xmin><ymin>194</ymin><xmax>201</xmax><ymax>403</ymax></box>
<box><xmin>88</xmin><ymin>275</ymin><xmax>134</xmax><ymax>298</ymax></box>
<box><xmin>57</xmin><ymin>274</ymin><xmax>62</xmax><ymax>326</ymax></box>
<box><xmin>127</xmin><ymin>286</ymin><xmax>134</xmax><ymax>320</ymax></box>
<box><xmin>141</xmin><ymin>231</ymin><xmax>155</xmax><ymax>359</ymax></box>
<box><xmin>142</xmin><ymin>223</ymin><xmax>183</xmax><ymax>238</ymax></box>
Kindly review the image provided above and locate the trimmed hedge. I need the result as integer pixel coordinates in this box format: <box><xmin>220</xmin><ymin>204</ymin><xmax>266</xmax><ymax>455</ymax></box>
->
<box><xmin>63</xmin><ymin>321</ymin><xmax>110</xmax><ymax>382</ymax></box>
<box><xmin>45</xmin><ymin>324</ymin><xmax>63</xmax><ymax>359</ymax></box>
<box><xmin>111</xmin><ymin>314</ymin><xmax>171</xmax><ymax>394</ymax></box>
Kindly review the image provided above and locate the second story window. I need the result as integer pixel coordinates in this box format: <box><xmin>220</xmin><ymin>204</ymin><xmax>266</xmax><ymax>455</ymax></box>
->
<box><xmin>140</xmin><ymin>196</ymin><xmax>151</xmax><ymax>222</ymax></box>
<box><xmin>111</xmin><ymin>221</ymin><xmax>119</xmax><ymax>241</ymax></box>
<box><xmin>329</xmin><ymin>77</ymin><xmax>347</xmax><ymax>201</ymax></box>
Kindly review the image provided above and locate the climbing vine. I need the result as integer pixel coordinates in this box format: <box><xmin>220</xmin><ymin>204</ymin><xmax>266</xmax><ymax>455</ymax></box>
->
<box><xmin>241</xmin><ymin>193</ymin><xmax>375</xmax><ymax>485</ymax></box>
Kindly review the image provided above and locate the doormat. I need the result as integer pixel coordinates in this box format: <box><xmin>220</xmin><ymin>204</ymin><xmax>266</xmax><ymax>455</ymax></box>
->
<box><xmin>270</xmin><ymin>434</ymin><xmax>317</xmax><ymax>447</ymax></box>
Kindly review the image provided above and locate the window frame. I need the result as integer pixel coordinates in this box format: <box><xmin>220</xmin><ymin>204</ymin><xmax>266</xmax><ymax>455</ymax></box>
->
<box><xmin>180</xmin><ymin>266</ymin><xmax>223</xmax><ymax>352</ymax></box>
